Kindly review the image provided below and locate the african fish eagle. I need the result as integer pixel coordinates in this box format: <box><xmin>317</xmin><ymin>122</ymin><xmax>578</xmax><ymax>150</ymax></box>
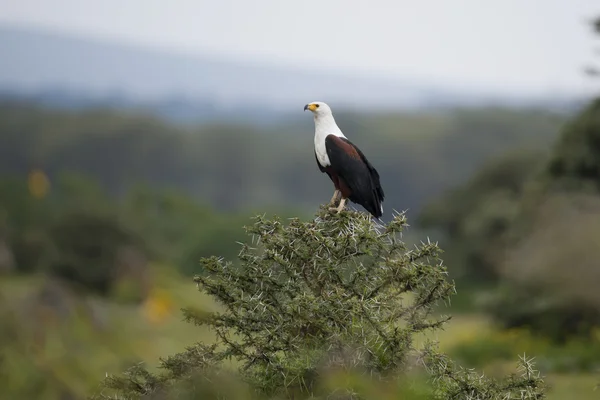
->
<box><xmin>304</xmin><ymin>101</ymin><xmax>385</xmax><ymax>218</ymax></box>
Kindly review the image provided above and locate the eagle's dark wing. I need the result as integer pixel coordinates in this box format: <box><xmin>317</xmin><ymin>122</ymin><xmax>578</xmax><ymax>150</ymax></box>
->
<box><xmin>324</xmin><ymin>135</ymin><xmax>384</xmax><ymax>217</ymax></box>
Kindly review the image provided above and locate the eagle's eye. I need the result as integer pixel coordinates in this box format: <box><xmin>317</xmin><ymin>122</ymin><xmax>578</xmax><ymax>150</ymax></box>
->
<box><xmin>315</xmin><ymin>104</ymin><xmax>320</xmax><ymax>108</ymax></box>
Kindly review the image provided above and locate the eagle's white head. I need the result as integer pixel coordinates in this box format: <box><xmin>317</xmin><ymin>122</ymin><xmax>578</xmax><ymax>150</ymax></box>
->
<box><xmin>304</xmin><ymin>101</ymin><xmax>333</xmax><ymax>118</ymax></box>
<box><xmin>304</xmin><ymin>101</ymin><xmax>345</xmax><ymax>140</ymax></box>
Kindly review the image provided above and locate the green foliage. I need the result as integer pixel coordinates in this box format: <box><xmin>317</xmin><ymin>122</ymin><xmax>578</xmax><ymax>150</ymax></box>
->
<box><xmin>119</xmin><ymin>185</ymin><xmax>255</xmax><ymax>275</ymax></box>
<box><xmin>0</xmin><ymin>177</ymin><xmax>50</xmax><ymax>233</ymax></box>
<box><xmin>449</xmin><ymin>325</ymin><xmax>600</xmax><ymax>373</ymax></box>
<box><xmin>420</xmin><ymin>95</ymin><xmax>600</xmax><ymax>344</ymax></box>
<box><xmin>0</xmin><ymin>98</ymin><xmax>580</xmax><ymax>399</ymax></box>
<box><xmin>0</xmin><ymin>101</ymin><xmax>564</xmax><ymax>215</ymax></box>
<box><xmin>11</xmin><ymin>228</ymin><xmax>55</xmax><ymax>274</ymax></box>
<box><xmin>487</xmin><ymin>285</ymin><xmax>600</xmax><ymax>344</ymax></box>
<box><xmin>190</xmin><ymin>209</ymin><xmax>451</xmax><ymax>395</ymax></box>
<box><xmin>0</xmin><ymin>281</ymin><xmax>103</xmax><ymax>399</ymax></box>
<box><xmin>97</xmin><ymin>209</ymin><xmax>545</xmax><ymax>399</ymax></box>
<box><xmin>0</xmin><ymin>268</ymin><xmax>215</xmax><ymax>400</ymax></box>
<box><xmin>545</xmin><ymin>98</ymin><xmax>600</xmax><ymax>191</ymax></box>
<box><xmin>0</xmin><ymin>172</ymin><xmax>149</xmax><ymax>295</ymax></box>
<box><xmin>487</xmin><ymin>193</ymin><xmax>600</xmax><ymax>342</ymax></box>
<box><xmin>488</xmin><ymin>98</ymin><xmax>600</xmax><ymax>341</ymax></box>
<box><xmin>419</xmin><ymin>149</ymin><xmax>545</xmax><ymax>284</ymax></box>
<box><xmin>46</xmin><ymin>211</ymin><xmax>140</xmax><ymax>296</ymax></box>
<box><xmin>0</xmin><ymin>170</ymin><xmax>261</xmax><ymax>295</ymax></box>
<box><xmin>423</xmin><ymin>348</ymin><xmax>545</xmax><ymax>399</ymax></box>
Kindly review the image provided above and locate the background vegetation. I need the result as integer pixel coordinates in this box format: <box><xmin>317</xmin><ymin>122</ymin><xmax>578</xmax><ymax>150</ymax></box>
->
<box><xmin>1</xmin><ymin>16</ymin><xmax>599</xmax><ymax>399</ymax></box>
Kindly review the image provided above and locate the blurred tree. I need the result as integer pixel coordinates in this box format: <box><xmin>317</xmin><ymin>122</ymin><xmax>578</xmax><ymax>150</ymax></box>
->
<box><xmin>53</xmin><ymin>172</ymin><xmax>111</xmax><ymax>212</ymax></box>
<box><xmin>545</xmin><ymin>98</ymin><xmax>600</xmax><ymax>191</ymax></box>
<box><xmin>419</xmin><ymin>20</ymin><xmax>600</xmax><ymax>341</ymax></box>
<box><xmin>0</xmin><ymin>237</ymin><xmax>14</xmax><ymax>274</ymax></box>
<box><xmin>97</xmin><ymin>209</ymin><xmax>545</xmax><ymax>399</ymax></box>
<box><xmin>0</xmin><ymin>169</ymin><xmax>272</xmax><ymax>288</ymax></box>
<box><xmin>47</xmin><ymin>211</ymin><xmax>146</xmax><ymax>297</ymax></box>
<box><xmin>0</xmin><ymin>100</ymin><xmax>564</xmax><ymax>216</ymax></box>
<box><xmin>584</xmin><ymin>16</ymin><xmax>600</xmax><ymax>77</ymax></box>
<box><xmin>487</xmin><ymin>96</ymin><xmax>600</xmax><ymax>342</ymax></box>
<box><xmin>418</xmin><ymin>149</ymin><xmax>545</xmax><ymax>285</ymax></box>
<box><xmin>0</xmin><ymin>177</ymin><xmax>55</xmax><ymax>273</ymax></box>
<box><xmin>490</xmin><ymin>193</ymin><xmax>600</xmax><ymax>342</ymax></box>
<box><xmin>120</xmin><ymin>185</ymin><xmax>251</xmax><ymax>275</ymax></box>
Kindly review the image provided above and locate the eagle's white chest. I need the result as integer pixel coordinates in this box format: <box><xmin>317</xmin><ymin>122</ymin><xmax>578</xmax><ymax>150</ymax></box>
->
<box><xmin>313</xmin><ymin>115</ymin><xmax>345</xmax><ymax>168</ymax></box>
<box><xmin>314</xmin><ymin>135</ymin><xmax>331</xmax><ymax>167</ymax></box>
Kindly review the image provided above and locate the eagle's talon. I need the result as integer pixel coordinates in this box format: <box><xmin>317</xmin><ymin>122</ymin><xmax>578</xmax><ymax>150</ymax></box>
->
<box><xmin>329</xmin><ymin>189</ymin><xmax>341</xmax><ymax>205</ymax></box>
<box><xmin>328</xmin><ymin>198</ymin><xmax>347</xmax><ymax>214</ymax></box>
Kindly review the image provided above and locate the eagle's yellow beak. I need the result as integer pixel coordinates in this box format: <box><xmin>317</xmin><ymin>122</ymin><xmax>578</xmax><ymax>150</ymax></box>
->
<box><xmin>304</xmin><ymin>103</ymin><xmax>317</xmax><ymax>112</ymax></box>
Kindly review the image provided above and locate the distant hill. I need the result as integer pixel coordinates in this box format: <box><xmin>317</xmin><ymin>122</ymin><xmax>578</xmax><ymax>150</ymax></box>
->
<box><xmin>0</xmin><ymin>24</ymin><xmax>587</xmax><ymax>122</ymax></box>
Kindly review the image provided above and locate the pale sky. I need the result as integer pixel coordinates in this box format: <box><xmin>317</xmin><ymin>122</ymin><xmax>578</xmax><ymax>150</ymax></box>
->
<box><xmin>0</xmin><ymin>0</ymin><xmax>598</xmax><ymax>96</ymax></box>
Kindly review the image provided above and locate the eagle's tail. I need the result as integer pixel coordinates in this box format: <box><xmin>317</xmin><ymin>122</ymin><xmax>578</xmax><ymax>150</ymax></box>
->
<box><xmin>363</xmin><ymin>169</ymin><xmax>384</xmax><ymax>218</ymax></box>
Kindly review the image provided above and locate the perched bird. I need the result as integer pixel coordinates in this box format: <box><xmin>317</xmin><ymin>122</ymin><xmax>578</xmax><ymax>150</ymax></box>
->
<box><xmin>304</xmin><ymin>101</ymin><xmax>385</xmax><ymax>218</ymax></box>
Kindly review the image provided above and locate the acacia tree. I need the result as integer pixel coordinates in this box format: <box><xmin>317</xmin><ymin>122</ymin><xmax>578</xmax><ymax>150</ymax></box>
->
<box><xmin>95</xmin><ymin>208</ymin><xmax>545</xmax><ymax>399</ymax></box>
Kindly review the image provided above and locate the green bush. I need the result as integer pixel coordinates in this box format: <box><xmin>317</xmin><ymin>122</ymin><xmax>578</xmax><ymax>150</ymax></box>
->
<box><xmin>487</xmin><ymin>286</ymin><xmax>600</xmax><ymax>344</ymax></box>
<box><xmin>47</xmin><ymin>211</ymin><xmax>144</xmax><ymax>296</ymax></box>
<box><xmin>490</xmin><ymin>196</ymin><xmax>600</xmax><ymax>343</ymax></box>
<box><xmin>546</xmin><ymin>98</ymin><xmax>600</xmax><ymax>190</ymax></box>
<box><xmin>10</xmin><ymin>228</ymin><xmax>55</xmax><ymax>273</ymax></box>
<box><xmin>449</xmin><ymin>326</ymin><xmax>600</xmax><ymax>373</ymax></box>
<box><xmin>418</xmin><ymin>149</ymin><xmax>545</xmax><ymax>285</ymax></box>
<box><xmin>96</xmin><ymin>209</ymin><xmax>546</xmax><ymax>399</ymax></box>
<box><xmin>421</xmin><ymin>95</ymin><xmax>600</xmax><ymax>343</ymax></box>
<box><xmin>489</xmin><ymin>96</ymin><xmax>600</xmax><ymax>341</ymax></box>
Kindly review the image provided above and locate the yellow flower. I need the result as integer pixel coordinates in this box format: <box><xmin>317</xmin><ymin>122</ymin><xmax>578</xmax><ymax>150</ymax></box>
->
<box><xmin>142</xmin><ymin>289</ymin><xmax>174</xmax><ymax>325</ymax></box>
<box><xmin>28</xmin><ymin>169</ymin><xmax>50</xmax><ymax>199</ymax></box>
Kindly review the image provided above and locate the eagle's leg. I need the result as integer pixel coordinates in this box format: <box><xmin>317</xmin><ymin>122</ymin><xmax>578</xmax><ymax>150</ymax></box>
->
<box><xmin>329</xmin><ymin>197</ymin><xmax>347</xmax><ymax>213</ymax></box>
<box><xmin>329</xmin><ymin>189</ymin><xmax>341</xmax><ymax>205</ymax></box>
